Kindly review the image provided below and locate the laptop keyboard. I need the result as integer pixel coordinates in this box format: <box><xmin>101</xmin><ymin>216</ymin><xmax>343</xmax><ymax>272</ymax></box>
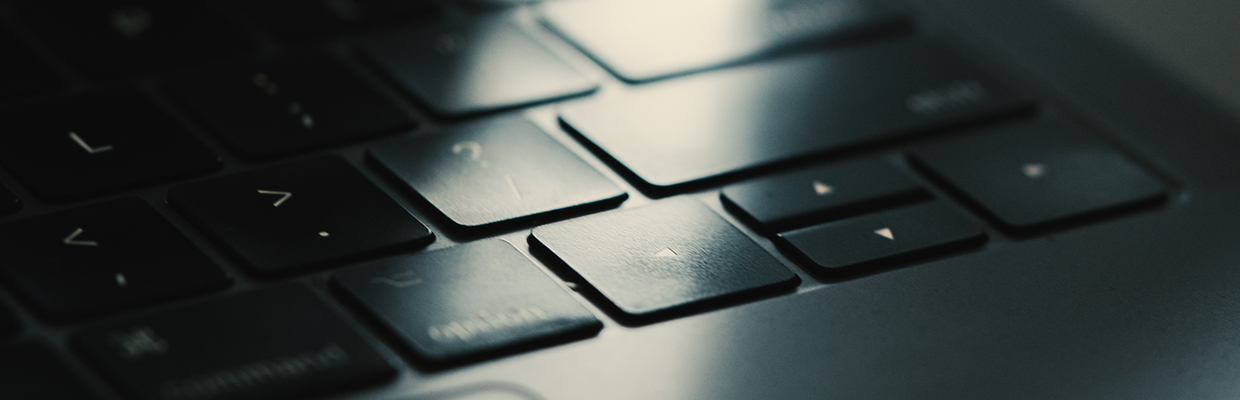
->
<box><xmin>0</xmin><ymin>0</ymin><xmax>1170</xmax><ymax>399</ymax></box>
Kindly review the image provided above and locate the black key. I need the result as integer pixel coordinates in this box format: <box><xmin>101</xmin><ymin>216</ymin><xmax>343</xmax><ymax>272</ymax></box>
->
<box><xmin>559</xmin><ymin>38</ymin><xmax>1031</xmax><ymax>192</ymax></box>
<box><xmin>542</xmin><ymin>0</ymin><xmax>908</xmax><ymax>82</ymax></box>
<box><xmin>530</xmin><ymin>199</ymin><xmax>798</xmax><ymax>318</ymax></box>
<box><xmin>360</xmin><ymin>17</ymin><xmax>597</xmax><ymax>116</ymax></box>
<box><xmin>0</xmin><ymin>90</ymin><xmax>221</xmax><ymax>202</ymax></box>
<box><xmin>778</xmin><ymin>202</ymin><xmax>985</xmax><ymax>272</ymax></box>
<box><xmin>167</xmin><ymin>53</ymin><xmax>414</xmax><ymax>159</ymax></box>
<box><xmin>369</xmin><ymin>118</ymin><xmax>626</xmax><ymax>232</ymax></box>
<box><xmin>168</xmin><ymin>156</ymin><xmax>433</xmax><ymax>275</ymax></box>
<box><xmin>0</xmin><ymin>30</ymin><xmax>60</xmax><ymax>102</ymax></box>
<box><xmin>1</xmin><ymin>342</ymin><xmax>102</xmax><ymax>400</ymax></box>
<box><xmin>0</xmin><ymin>198</ymin><xmax>229</xmax><ymax>320</ymax></box>
<box><xmin>0</xmin><ymin>184</ymin><xmax>19</xmax><ymax>216</ymax></box>
<box><xmin>909</xmin><ymin>120</ymin><xmax>1167</xmax><ymax>231</ymax></box>
<box><xmin>19</xmin><ymin>0</ymin><xmax>251</xmax><ymax>78</ymax></box>
<box><xmin>721</xmin><ymin>157</ymin><xmax>928</xmax><ymax>232</ymax></box>
<box><xmin>73</xmin><ymin>285</ymin><xmax>395</xmax><ymax>400</ymax></box>
<box><xmin>0</xmin><ymin>301</ymin><xmax>17</xmax><ymax>337</ymax></box>
<box><xmin>250</xmin><ymin>0</ymin><xmax>439</xmax><ymax>38</ymax></box>
<box><xmin>334</xmin><ymin>241</ymin><xmax>601</xmax><ymax>365</ymax></box>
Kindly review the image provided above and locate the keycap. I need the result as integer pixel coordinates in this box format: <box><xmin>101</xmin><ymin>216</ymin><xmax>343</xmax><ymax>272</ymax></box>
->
<box><xmin>167</xmin><ymin>53</ymin><xmax>414</xmax><ymax>159</ymax></box>
<box><xmin>0</xmin><ymin>184</ymin><xmax>19</xmax><ymax>215</ymax></box>
<box><xmin>542</xmin><ymin>0</ymin><xmax>908</xmax><ymax>82</ymax></box>
<box><xmin>334</xmin><ymin>241</ymin><xmax>601</xmax><ymax>365</ymax></box>
<box><xmin>721</xmin><ymin>157</ymin><xmax>928</xmax><ymax>232</ymax></box>
<box><xmin>369</xmin><ymin>118</ymin><xmax>626</xmax><ymax>232</ymax></box>
<box><xmin>909</xmin><ymin>119</ymin><xmax>1167</xmax><ymax>231</ymax></box>
<box><xmin>0</xmin><ymin>90</ymin><xmax>221</xmax><ymax>202</ymax></box>
<box><xmin>249</xmin><ymin>0</ymin><xmax>439</xmax><ymax>38</ymax></box>
<box><xmin>19</xmin><ymin>0</ymin><xmax>251</xmax><ymax>78</ymax></box>
<box><xmin>360</xmin><ymin>17</ymin><xmax>597</xmax><ymax>116</ymax></box>
<box><xmin>777</xmin><ymin>202</ymin><xmax>985</xmax><ymax>272</ymax></box>
<box><xmin>0</xmin><ymin>301</ymin><xmax>17</xmax><ymax>337</ymax></box>
<box><xmin>167</xmin><ymin>156</ymin><xmax>433</xmax><ymax>275</ymax></box>
<box><xmin>1</xmin><ymin>342</ymin><xmax>102</xmax><ymax>400</ymax></box>
<box><xmin>0</xmin><ymin>30</ymin><xmax>60</xmax><ymax>103</ymax></box>
<box><xmin>73</xmin><ymin>285</ymin><xmax>395</xmax><ymax>400</ymax></box>
<box><xmin>0</xmin><ymin>198</ymin><xmax>230</xmax><ymax>320</ymax></box>
<box><xmin>530</xmin><ymin>199</ymin><xmax>798</xmax><ymax>319</ymax></box>
<box><xmin>559</xmin><ymin>38</ymin><xmax>1032</xmax><ymax>192</ymax></box>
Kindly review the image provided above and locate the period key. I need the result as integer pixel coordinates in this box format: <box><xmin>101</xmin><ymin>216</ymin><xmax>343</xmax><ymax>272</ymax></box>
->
<box><xmin>167</xmin><ymin>156</ymin><xmax>433</xmax><ymax>275</ymax></box>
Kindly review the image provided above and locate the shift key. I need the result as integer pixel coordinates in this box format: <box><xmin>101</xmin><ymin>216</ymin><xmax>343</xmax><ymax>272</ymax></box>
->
<box><xmin>72</xmin><ymin>285</ymin><xmax>395</xmax><ymax>400</ymax></box>
<box><xmin>560</xmin><ymin>37</ymin><xmax>1031</xmax><ymax>192</ymax></box>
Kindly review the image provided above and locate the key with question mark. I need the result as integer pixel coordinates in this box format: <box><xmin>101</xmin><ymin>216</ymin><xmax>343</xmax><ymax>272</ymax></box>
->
<box><xmin>452</xmin><ymin>141</ymin><xmax>488</xmax><ymax>168</ymax></box>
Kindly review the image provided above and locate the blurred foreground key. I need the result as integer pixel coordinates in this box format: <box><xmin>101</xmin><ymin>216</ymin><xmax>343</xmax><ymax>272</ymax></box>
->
<box><xmin>542</xmin><ymin>0</ymin><xmax>908</xmax><ymax>82</ymax></box>
<box><xmin>559</xmin><ymin>38</ymin><xmax>1031</xmax><ymax>192</ymax></box>
<box><xmin>1</xmin><ymin>342</ymin><xmax>101</xmax><ymax>400</ymax></box>
<box><xmin>360</xmin><ymin>17</ymin><xmax>597</xmax><ymax>116</ymax></box>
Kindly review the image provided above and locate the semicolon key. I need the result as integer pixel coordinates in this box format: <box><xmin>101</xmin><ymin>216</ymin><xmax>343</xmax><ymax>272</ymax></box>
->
<box><xmin>167</xmin><ymin>155</ymin><xmax>434</xmax><ymax>275</ymax></box>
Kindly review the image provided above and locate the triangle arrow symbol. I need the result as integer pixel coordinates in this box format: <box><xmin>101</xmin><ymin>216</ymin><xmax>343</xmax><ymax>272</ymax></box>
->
<box><xmin>812</xmin><ymin>180</ymin><xmax>833</xmax><ymax>196</ymax></box>
<box><xmin>63</xmin><ymin>227</ymin><xmax>99</xmax><ymax>246</ymax></box>
<box><xmin>257</xmin><ymin>190</ymin><xmax>293</xmax><ymax>207</ymax></box>
<box><xmin>874</xmin><ymin>228</ymin><xmax>895</xmax><ymax>240</ymax></box>
<box><xmin>654</xmin><ymin>248</ymin><xmax>678</xmax><ymax>257</ymax></box>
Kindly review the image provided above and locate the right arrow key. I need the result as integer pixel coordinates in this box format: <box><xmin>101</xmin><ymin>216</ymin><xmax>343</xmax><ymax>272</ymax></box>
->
<box><xmin>778</xmin><ymin>202</ymin><xmax>985</xmax><ymax>273</ymax></box>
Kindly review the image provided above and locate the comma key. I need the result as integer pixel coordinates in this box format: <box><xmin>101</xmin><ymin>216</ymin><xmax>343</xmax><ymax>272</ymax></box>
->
<box><xmin>72</xmin><ymin>285</ymin><xmax>395</xmax><ymax>400</ymax></box>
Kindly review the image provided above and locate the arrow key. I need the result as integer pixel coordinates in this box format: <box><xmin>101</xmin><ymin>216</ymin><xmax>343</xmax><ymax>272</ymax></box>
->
<box><xmin>778</xmin><ymin>202</ymin><xmax>985</xmax><ymax>273</ymax></box>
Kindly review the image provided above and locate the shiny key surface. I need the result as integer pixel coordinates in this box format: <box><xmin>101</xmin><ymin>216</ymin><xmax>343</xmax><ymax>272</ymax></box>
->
<box><xmin>73</xmin><ymin>285</ymin><xmax>395</xmax><ymax>400</ymax></box>
<box><xmin>0</xmin><ymin>90</ymin><xmax>222</xmax><ymax>202</ymax></box>
<box><xmin>721</xmin><ymin>157</ymin><xmax>928</xmax><ymax>232</ymax></box>
<box><xmin>369</xmin><ymin>118</ymin><xmax>626</xmax><ymax>232</ymax></box>
<box><xmin>167</xmin><ymin>156</ymin><xmax>433</xmax><ymax>275</ymax></box>
<box><xmin>541</xmin><ymin>0</ymin><xmax>908</xmax><ymax>82</ymax></box>
<box><xmin>559</xmin><ymin>37</ymin><xmax>1032</xmax><ymax>192</ymax></box>
<box><xmin>19</xmin><ymin>0</ymin><xmax>251</xmax><ymax>78</ymax></box>
<box><xmin>910</xmin><ymin>119</ymin><xmax>1167</xmax><ymax>231</ymax></box>
<box><xmin>167</xmin><ymin>53</ymin><xmax>414</xmax><ymax>159</ymax></box>
<box><xmin>778</xmin><ymin>201</ymin><xmax>985</xmax><ymax>272</ymax></box>
<box><xmin>333</xmin><ymin>241</ymin><xmax>601</xmax><ymax>365</ymax></box>
<box><xmin>530</xmin><ymin>199</ymin><xmax>798</xmax><ymax>319</ymax></box>
<box><xmin>360</xmin><ymin>16</ymin><xmax>597</xmax><ymax>116</ymax></box>
<box><xmin>1</xmin><ymin>342</ymin><xmax>102</xmax><ymax>400</ymax></box>
<box><xmin>0</xmin><ymin>198</ymin><xmax>230</xmax><ymax>320</ymax></box>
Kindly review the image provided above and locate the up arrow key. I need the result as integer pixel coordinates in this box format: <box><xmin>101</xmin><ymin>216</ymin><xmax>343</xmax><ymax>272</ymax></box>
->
<box><xmin>873</xmin><ymin>227</ymin><xmax>894</xmax><ymax>240</ymax></box>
